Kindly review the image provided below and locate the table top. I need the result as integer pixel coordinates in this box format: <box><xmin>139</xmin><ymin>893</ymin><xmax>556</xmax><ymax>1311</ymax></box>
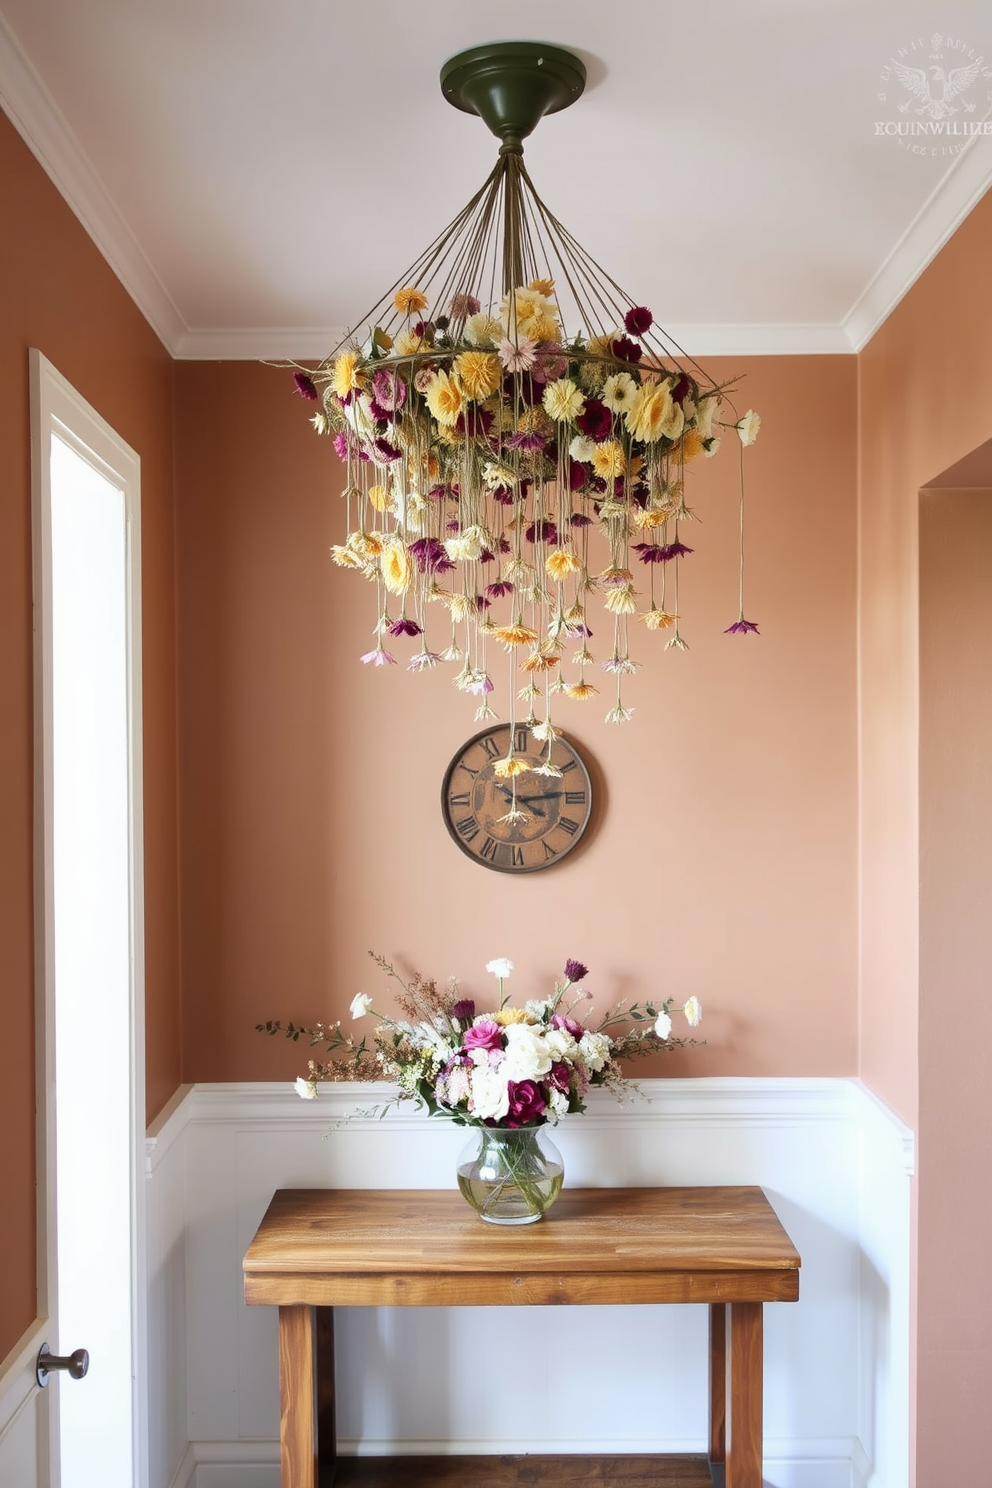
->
<box><xmin>243</xmin><ymin>1187</ymin><xmax>800</xmax><ymax>1309</ymax></box>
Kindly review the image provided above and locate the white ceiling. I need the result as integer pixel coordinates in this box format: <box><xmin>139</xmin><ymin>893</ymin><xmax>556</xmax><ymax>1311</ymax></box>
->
<box><xmin>2</xmin><ymin>0</ymin><xmax>991</xmax><ymax>358</ymax></box>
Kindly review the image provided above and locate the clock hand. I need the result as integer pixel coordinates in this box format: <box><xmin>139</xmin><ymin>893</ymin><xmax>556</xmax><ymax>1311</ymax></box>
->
<box><xmin>519</xmin><ymin>791</ymin><xmax>562</xmax><ymax>804</ymax></box>
<box><xmin>492</xmin><ymin>780</ymin><xmax>545</xmax><ymax>818</ymax></box>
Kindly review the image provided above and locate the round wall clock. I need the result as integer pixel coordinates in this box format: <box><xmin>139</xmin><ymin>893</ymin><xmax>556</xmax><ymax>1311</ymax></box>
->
<box><xmin>441</xmin><ymin>724</ymin><xmax>593</xmax><ymax>873</ymax></box>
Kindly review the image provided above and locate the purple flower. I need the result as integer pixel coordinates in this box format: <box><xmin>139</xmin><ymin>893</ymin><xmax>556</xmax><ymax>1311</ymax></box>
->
<box><xmin>505</xmin><ymin>1080</ymin><xmax>546</xmax><ymax>1127</ymax></box>
<box><xmin>373</xmin><ymin>437</ymin><xmax>402</xmax><ymax>463</ymax></box>
<box><xmin>571</xmin><ymin>511</ymin><xmax>593</xmax><ymax>527</ymax></box>
<box><xmin>463</xmin><ymin>1018</ymin><xmax>503</xmax><ymax>1053</ymax></box>
<box><xmin>611</xmin><ymin>336</ymin><xmax>643</xmax><ymax>364</ymax></box>
<box><xmin>491</xmin><ymin>485</ymin><xmax>515</xmax><ymax>505</ymax></box>
<box><xmin>475</xmin><ymin>594</ymin><xmax>492</xmax><ymax>611</ymax></box>
<box><xmin>333</xmin><ymin>430</ymin><xmax>368</xmax><ymax>463</ymax></box>
<box><xmin>526</xmin><ymin>520</ymin><xmax>559</xmax><ymax>546</ymax></box>
<box><xmin>387</xmin><ymin>617</ymin><xmax>422</xmax><ymax>637</ymax></box>
<box><xmin>549</xmin><ymin>1062</ymin><xmax>571</xmax><ymax>1093</ymax></box>
<box><xmin>550</xmin><ymin>1013</ymin><xmax>585</xmax><ymax>1038</ymax></box>
<box><xmin>577</xmin><ymin>400</ymin><xmax>612</xmax><ymax>441</ymax></box>
<box><xmin>412</xmin><ymin>320</ymin><xmax>436</xmax><ymax>340</ymax></box>
<box><xmin>372</xmin><ymin>368</ymin><xmax>407</xmax><ymax>411</ymax></box>
<box><xmin>428</xmin><ymin>483</ymin><xmax>450</xmax><ymax>501</ymax></box>
<box><xmin>671</xmin><ymin>374</ymin><xmax>691</xmax><ymax>405</ymax></box>
<box><xmin>408</xmin><ymin>537</ymin><xmax>454</xmax><ymax>574</ymax></box>
<box><xmin>623</xmin><ymin>306</ymin><xmax>654</xmax><ymax>337</ymax></box>
<box><xmin>368</xmin><ymin>398</ymin><xmax>392</xmax><ymax>424</ymax></box>
<box><xmin>564</xmin><ymin>958</ymin><xmax>589</xmax><ymax>983</ymax></box>
<box><xmin>451</xmin><ymin>998</ymin><xmax>476</xmax><ymax>1021</ymax></box>
<box><xmin>633</xmin><ymin>542</ymin><xmax>667</xmax><ymax>565</ymax></box>
<box><xmin>663</xmin><ymin>540</ymin><xmax>694</xmax><ymax>561</ymax></box>
<box><xmin>455</xmin><ymin>406</ymin><xmax>494</xmax><ymax>438</ymax></box>
<box><xmin>568</xmin><ymin>459</ymin><xmax>589</xmax><ymax>492</ymax></box>
<box><xmin>465</xmin><ymin>673</ymin><xmax>494</xmax><ymax>696</ymax></box>
<box><xmin>360</xmin><ymin>648</ymin><xmax>396</xmax><ymax>667</ymax></box>
<box><xmin>486</xmin><ymin>580</ymin><xmax>514</xmax><ymax>598</ymax></box>
<box><xmin>725</xmin><ymin>617</ymin><xmax>760</xmax><ymax>635</ymax></box>
<box><xmin>293</xmin><ymin>371</ymin><xmax>319</xmax><ymax>401</ymax></box>
<box><xmin>505</xmin><ymin>430</ymin><xmax>547</xmax><ymax>451</ymax></box>
<box><xmin>532</xmin><ymin>344</ymin><xmax>569</xmax><ymax>383</ymax></box>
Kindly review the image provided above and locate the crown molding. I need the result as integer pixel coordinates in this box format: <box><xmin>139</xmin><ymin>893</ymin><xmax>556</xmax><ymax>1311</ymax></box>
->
<box><xmin>843</xmin><ymin>123</ymin><xmax>992</xmax><ymax>353</ymax></box>
<box><xmin>0</xmin><ymin>13</ymin><xmax>188</xmax><ymax>355</ymax></box>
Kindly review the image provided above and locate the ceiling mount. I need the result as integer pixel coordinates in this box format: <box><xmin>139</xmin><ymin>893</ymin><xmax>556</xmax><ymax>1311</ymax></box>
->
<box><xmin>440</xmin><ymin>42</ymin><xmax>586</xmax><ymax>151</ymax></box>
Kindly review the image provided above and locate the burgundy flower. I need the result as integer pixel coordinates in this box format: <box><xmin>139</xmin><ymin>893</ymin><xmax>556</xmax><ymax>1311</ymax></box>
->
<box><xmin>611</xmin><ymin>336</ymin><xmax>643</xmax><ymax>364</ymax></box>
<box><xmin>475</xmin><ymin>594</ymin><xmax>492</xmax><ymax>611</ymax></box>
<box><xmin>577</xmin><ymin>400</ymin><xmax>612</xmax><ymax>441</ymax></box>
<box><xmin>463</xmin><ymin>1018</ymin><xmax>503</xmax><ymax>1053</ymax></box>
<box><xmin>456</xmin><ymin>405</ymin><xmax>494</xmax><ymax>438</ymax></box>
<box><xmin>505</xmin><ymin>1080</ymin><xmax>547</xmax><ymax>1128</ymax></box>
<box><xmin>623</xmin><ymin>305</ymin><xmax>654</xmax><ymax>337</ymax></box>
<box><xmin>550</xmin><ymin>1014</ymin><xmax>584</xmax><ymax>1039</ymax></box>
<box><xmin>446</xmin><ymin>517</ymin><xmax>461</xmax><ymax>533</ymax></box>
<box><xmin>568</xmin><ymin>459</ymin><xmax>589</xmax><ymax>492</ymax></box>
<box><xmin>671</xmin><ymin>374</ymin><xmax>691</xmax><ymax>405</ymax></box>
<box><xmin>293</xmin><ymin>371</ymin><xmax>319</xmax><ymax>401</ymax></box>
<box><xmin>571</xmin><ymin>512</ymin><xmax>593</xmax><ymax>528</ymax></box>
<box><xmin>387</xmin><ymin>617</ymin><xmax>422</xmax><ymax>637</ymax></box>
<box><xmin>428</xmin><ymin>483</ymin><xmax>450</xmax><ymax>501</ymax></box>
<box><xmin>633</xmin><ymin>542</ymin><xmax>667</xmax><ymax>565</ymax></box>
<box><xmin>549</xmin><ymin>1062</ymin><xmax>572</xmax><ymax>1093</ymax></box>
<box><xmin>479</xmin><ymin>548</ymin><xmax>495</xmax><ymax>565</ymax></box>
<box><xmin>725</xmin><ymin>617</ymin><xmax>761</xmax><ymax>635</ymax></box>
<box><xmin>505</xmin><ymin>430</ymin><xmax>547</xmax><ymax>451</ymax></box>
<box><xmin>451</xmin><ymin>998</ymin><xmax>476</xmax><ymax>1021</ymax></box>
<box><xmin>408</xmin><ymin>537</ymin><xmax>454</xmax><ymax>574</ymax></box>
<box><xmin>333</xmin><ymin>430</ymin><xmax>368</xmax><ymax>463</ymax></box>
<box><xmin>448</xmin><ymin>294</ymin><xmax>481</xmax><ymax>319</ymax></box>
<box><xmin>491</xmin><ymin>485</ymin><xmax>515</xmax><ymax>505</ymax></box>
<box><xmin>373</xmin><ymin>437</ymin><xmax>402</xmax><ymax>463</ymax></box>
<box><xmin>663</xmin><ymin>540</ymin><xmax>695</xmax><ymax>560</ymax></box>
<box><xmin>412</xmin><ymin>320</ymin><xmax>436</xmax><ymax>340</ymax></box>
<box><xmin>368</xmin><ymin>398</ymin><xmax>392</xmax><ymax>424</ymax></box>
<box><xmin>564</xmin><ymin>958</ymin><xmax>589</xmax><ymax>983</ymax></box>
<box><xmin>526</xmin><ymin>520</ymin><xmax>559</xmax><ymax>546</ymax></box>
<box><xmin>486</xmin><ymin>580</ymin><xmax>514</xmax><ymax>598</ymax></box>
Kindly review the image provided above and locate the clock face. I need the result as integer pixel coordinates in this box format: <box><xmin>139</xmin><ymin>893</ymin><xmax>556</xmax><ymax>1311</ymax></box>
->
<box><xmin>441</xmin><ymin>724</ymin><xmax>593</xmax><ymax>873</ymax></box>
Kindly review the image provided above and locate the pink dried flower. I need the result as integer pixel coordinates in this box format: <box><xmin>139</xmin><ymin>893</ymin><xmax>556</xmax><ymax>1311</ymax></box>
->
<box><xmin>293</xmin><ymin>371</ymin><xmax>319</xmax><ymax>400</ymax></box>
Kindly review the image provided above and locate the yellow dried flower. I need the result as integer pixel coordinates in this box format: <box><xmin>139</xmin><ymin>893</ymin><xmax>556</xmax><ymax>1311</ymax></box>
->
<box><xmin>528</xmin><ymin>277</ymin><xmax>556</xmax><ymax>297</ymax></box>
<box><xmin>380</xmin><ymin>538</ymin><xmax>413</xmax><ymax>595</ymax></box>
<box><xmin>495</xmin><ymin>623</ymin><xmax>539</xmax><ymax>648</ymax></box>
<box><xmin>394</xmin><ymin>330</ymin><xmax>425</xmax><ymax>357</ymax></box>
<box><xmin>640</xmin><ymin>608</ymin><xmax>678</xmax><ymax>630</ymax></box>
<box><xmin>625</xmin><ymin>382</ymin><xmax>674</xmax><ymax>444</ymax></box>
<box><xmin>394</xmin><ymin>287</ymin><xmax>429</xmax><ymax>316</ymax></box>
<box><xmin>493</xmin><ymin>1006</ymin><xmax>534</xmax><ymax>1024</ymax></box>
<box><xmin>565</xmin><ymin>682</ymin><xmax>599</xmax><ymax>700</ymax></box>
<box><xmin>454</xmin><ymin>351</ymin><xmax>502</xmax><ymax>401</ymax></box>
<box><xmin>330</xmin><ymin>545</ymin><xmax>363</xmax><ymax>569</ymax></box>
<box><xmin>601</xmin><ymin>372</ymin><xmax>639</xmax><ymax>413</ymax></box>
<box><xmin>522</xmin><ymin>649</ymin><xmax>562</xmax><ymax>673</ymax></box>
<box><xmin>586</xmin><ymin>333</ymin><xmax>616</xmax><ymax>361</ymax></box>
<box><xmin>591</xmin><ymin>440</ymin><xmax>627</xmax><ymax>481</ymax></box>
<box><xmin>546</xmin><ymin>550</ymin><xmax>583</xmax><ymax>580</ymax></box>
<box><xmin>465</xmin><ymin>313</ymin><xmax>502</xmax><ymax>347</ymax></box>
<box><xmin>331</xmin><ymin>350</ymin><xmax>365</xmax><ymax>400</ymax></box>
<box><xmin>517</xmin><ymin>406</ymin><xmax>553</xmax><ymax>436</ymax></box>
<box><xmin>679</xmin><ymin>429</ymin><xmax>706</xmax><ymax>463</ymax></box>
<box><xmin>447</xmin><ymin>593</ymin><xmax>478</xmax><ymax>622</ymax></box>
<box><xmin>543</xmin><ymin>378</ymin><xmax>585</xmax><ymax>423</ymax></box>
<box><xmin>604</xmin><ymin>583</ymin><xmax>637</xmax><ymax>614</ymax></box>
<box><xmin>530</xmin><ymin>315</ymin><xmax>562</xmax><ymax>344</ymax></box>
<box><xmin>492</xmin><ymin>756</ymin><xmax>531</xmax><ymax>779</ymax></box>
<box><xmin>350</xmin><ymin>531</ymin><xmax>383</xmax><ymax>559</ymax></box>
<box><xmin>368</xmin><ymin>483</ymin><xmax>391</xmax><ymax>511</ymax></box>
<box><xmin>424</xmin><ymin>369</ymin><xmax>465</xmax><ymax>427</ymax></box>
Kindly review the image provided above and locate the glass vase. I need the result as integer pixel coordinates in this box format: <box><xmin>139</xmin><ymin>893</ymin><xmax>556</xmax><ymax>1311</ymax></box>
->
<box><xmin>456</xmin><ymin>1124</ymin><xmax>564</xmax><ymax>1225</ymax></box>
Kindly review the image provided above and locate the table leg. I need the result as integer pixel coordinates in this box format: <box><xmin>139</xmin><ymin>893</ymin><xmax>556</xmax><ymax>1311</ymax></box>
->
<box><xmin>278</xmin><ymin>1305</ymin><xmax>337</xmax><ymax>1488</ymax></box>
<box><xmin>709</xmin><ymin>1302</ymin><xmax>727</xmax><ymax>1474</ymax></box>
<box><xmin>726</xmin><ymin>1301</ymin><xmax>763</xmax><ymax>1488</ymax></box>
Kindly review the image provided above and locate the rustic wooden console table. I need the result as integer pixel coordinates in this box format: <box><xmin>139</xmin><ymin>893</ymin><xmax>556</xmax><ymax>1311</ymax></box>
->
<box><xmin>243</xmin><ymin>1186</ymin><xmax>800</xmax><ymax>1488</ymax></box>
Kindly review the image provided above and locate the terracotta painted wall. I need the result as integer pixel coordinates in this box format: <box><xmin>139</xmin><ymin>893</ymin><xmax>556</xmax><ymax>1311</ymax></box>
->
<box><xmin>174</xmin><ymin>356</ymin><xmax>859</xmax><ymax>1085</ymax></box>
<box><xmin>858</xmin><ymin>185</ymin><xmax>992</xmax><ymax>1126</ymax></box>
<box><xmin>0</xmin><ymin>113</ymin><xmax>181</xmax><ymax>1363</ymax></box>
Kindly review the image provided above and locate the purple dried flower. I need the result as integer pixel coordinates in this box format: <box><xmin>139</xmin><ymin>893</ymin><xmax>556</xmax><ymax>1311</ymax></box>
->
<box><xmin>448</xmin><ymin>294</ymin><xmax>481</xmax><ymax>320</ymax></box>
<box><xmin>633</xmin><ymin>542</ymin><xmax>667</xmax><ymax>565</ymax></box>
<box><xmin>455</xmin><ymin>406</ymin><xmax>494</xmax><ymax>438</ymax></box>
<box><xmin>408</xmin><ymin>537</ymin><xmax>454</xmax><ymax>574</ymax></box>
<box><xmin>486</xmin><ymin>580</ymin><xmax>514</xmax><ymax>598</ymax></box>
<box><xmin>293</xmin><ymin>371</ymin><xmax>319</xmax><ymax>401</ymax></box>
<box><xmin>372</xmin><ymin>368</ymin><xmax>407</xmax><ymax>411</ymax></box>
<box><xmin>662</xmin><ymin>540</ymin><xmax>694</xmax><ymax>561</ymax></box>
<box><xmin>505</xmin><ymin>430</ymin><xmax>547</xmax><ymax>451</ymax></box>
<box><xmin>491</xmin><ymin>485</ymin><xmax>515</xmax><ymax>505</ymax></box>
<box><xmin>387</xmin><ymin>617</ymin><xmax>422</xmax><ymax>637</ymax></box>
<box><xmin>623</xmin><ymin>306</ymin><xmax>654</xmax><ymax>337</ymax></box>
<box><xmin>526</xmin><ymin>520</ymin><xmax>559</xmax><ymax>546</ymax></box>
<box><xmin>451</xmin><ymin>998</ymin><xmax>476</xmax><ymax>1021</ymax></box>
<box><xmin>564</xmin><ymin>958</ymin><xmax>589</xmax><ymax>983</ymax></box>
<box><xmin>568</xmin><ymin>459</ymin><xmax>589</xmax><ymax>492</ymax></box>
<box><xmin>373</xmin><ymin>437</ymin><xmax>402</xmax><ymax>463</ymax></box>
<box><xmin>724</xmin><ymin>617</ymin><xmax>761</xmax><ymax>635</ymax></box>
<box><xmin>671</xmin><ymin>374</ymin><xmax>691</xmax><ymax>405</ymax></box>
<box><xmin>571</xmin><ymin>512</ymin><xmax>593</xmax><ymax>527</ymax></box>
<box><xmin>368</xmin><ymin>398</ymin><xmax>391</xmax><ymax>424</ymax></box>
<box><xmin>412</xmin><ymin>320</ymin><xmax>436</xmax><ymax>340</ymax></box>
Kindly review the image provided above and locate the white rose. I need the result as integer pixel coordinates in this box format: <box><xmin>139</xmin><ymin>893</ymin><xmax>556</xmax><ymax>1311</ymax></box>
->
<box><xmin>470</xmin><ymin>1065</ymin><xmax>510</xmax><ymax>1123</ymax></box>
<box><xmin>485</xmin><ymin>957</ymin><xmax>515</xmax><ymax>978</ymax></box>
<box><xmin>501</xmin><ymin>1024</ymin><xmax>553</xmax><ymax>1082</ymax></box>
<box><xmin>578</xmin><ymin>1030</ymin><xmax>612</xmax><ymax>1073</ymax></box>
<box><xmin>654</xmin><ymin>1011</ymin><xmax>673</xmax><ymax>1040</ymax></box>
<box><xmin>294</xmin><ymin>1077</ymin><xmax>318</xmax><ymax>1101</ymax></box>
<box><xmin>683</xmin><ymin>996</ymin><xmax>703</xmax><ymax>1027</ymax></box>
<box><xmin>350</xmin><ymin>993</ymin><xmax>374</xmax><ymax>1019</ymax></box>
<box><xmin>545</xmin><ymin>1028</ymin><xmax>578</xmax><ymax>1061</ymax></box>
<box><xmin>736</xmin><ymin>410</ymin><xmax>760</xmax><ymax>446</ymax></box>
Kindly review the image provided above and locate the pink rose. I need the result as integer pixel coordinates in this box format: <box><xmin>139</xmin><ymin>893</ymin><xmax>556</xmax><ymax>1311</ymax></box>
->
<box><xmin>506</xmin><ymin>1079</ymin><xmax>546</xmax><ymax>1127</ymax></box>
<box><xmin>550</xmin><ymin>1014</ymin><xmax>584</xmax><ymax>1039</ymax></box>
<box><xmin>463</xmin><ymin>1017</ymin><xmax>503</xmax><ymax>1054</ymax></box>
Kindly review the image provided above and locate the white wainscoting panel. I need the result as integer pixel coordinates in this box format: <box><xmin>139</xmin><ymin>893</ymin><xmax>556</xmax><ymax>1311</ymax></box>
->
<box><xmin>144</xmin><ymin>1078</ymin><xmax>913</xmax><ymax>1488</ymax></box>
<box><xmin>0</xmin><ymin>1323</ymin><xmax>49</xmax><ymax>1488</ymax></box>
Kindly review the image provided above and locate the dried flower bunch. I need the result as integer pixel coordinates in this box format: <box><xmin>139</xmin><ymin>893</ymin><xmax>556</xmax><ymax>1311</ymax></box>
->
<box><xmin>292</xmin><ymin>282</ymin><xmax>760</xmax><ymax>733</ymax></box>
<box><xmin>258</xmin><ymin>953</ymin><xmax>703</xmax><ymax>1128</ymax></box>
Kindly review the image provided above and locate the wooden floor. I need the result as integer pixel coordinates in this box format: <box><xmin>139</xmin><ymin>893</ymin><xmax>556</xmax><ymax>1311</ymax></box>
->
<box><xmin>334</xmin><ymin>1456</ymin><xmax>719</xmax><ymax>1487</ymax></box>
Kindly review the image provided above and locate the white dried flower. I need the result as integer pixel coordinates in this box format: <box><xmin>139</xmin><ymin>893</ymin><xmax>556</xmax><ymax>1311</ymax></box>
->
<box><xmin>294</xmin><ymin>1077</ymin><xmax>318</xmax><ymax>1100</ymax></box>
<box><xmin>683</xmin><ymin>996</ymin><xmax>702</xmax><ymax>1027</ymax></box>
<box><xmin>654</xmin><ymin>1011</ymin><xmax>673</xmax><ymax>1040</ymax></box>
<box><xmin>485</xmin><ymin>957</ymin><xmax>515</xmax><ymax>978</ymax></box>
<box><xmin>350</xmin><ymin>993</ymin><xmax>374</xmax><ymax>1019</ymax></box>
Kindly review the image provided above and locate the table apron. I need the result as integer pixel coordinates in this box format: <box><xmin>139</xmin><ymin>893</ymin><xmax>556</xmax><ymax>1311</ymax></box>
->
<box><xmin>246</xmin><ymin>1268</ymin><xmax>799</xmax><ymax>1308</ymax></box>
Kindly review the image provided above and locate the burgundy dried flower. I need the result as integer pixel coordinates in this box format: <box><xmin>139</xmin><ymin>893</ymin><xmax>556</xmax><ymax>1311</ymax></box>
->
<box><xmin>623</xmin><ymin>306</ymin><xmax>654</xmax><ymax>337</ymax></box>
<box><xmin>479</xmin><ymin>548</ymin><xmax>495</xmax><ymax>565</ymax></box>
<box><xmin>611</xmin><ymin>336</ymin><xmax>643</xmax><ymax>364</ymax></box>
<box><xmin>486</xmin><ymin>580</ymin><xmax>514</xmax><ymax>598</ymax></box>
<box><xmin>387</xmin><ymin>617</ymin><xmax>422</xmax><ymax>637</ymax></box>
<box><xmin>564</xmin><ymin>958</ymin><xmax>589</xmax><ymax>983</ymax></box>
<box><xmin>446</xmin><ymin>517</ymin><xmax>461</xmax><ymax>534</ymax></box>
<box><xmin>662</xmin><ymin>540</ymin><xmax>695</xmax><ymax>560</ymax></box>
<box><xmin>505</xmin><ymin>430</ymin><xmax>547</xmax><ymax>451</ymax></box>
<box><xmin>724</xmin><ymin>617</ymin><xmax>761</xmax><ymax>635</ymax></box>
<box><xmin>455</xmin><ymin>406</ymin><xmax>494</xmax><ymax>438</ymax></box>
<box><xmin>526</xmin><ymin>520</ymin><xmax>559</xmax><ymax>546</ymax></box>
<box><xmin>671</xmin><ymin>374</ymin><xmax>691</xmax><ymax>405</ymax></box>
<box><xmin>491</xmin><ymin>484</ymin><xmax>515</xmax><ymax>505</ymax></box>
<box><xmin>293</xmin><ymin>371</ymin><xmax>319</xmax><ymax>401</ymax></box>
<box><xmin>451</xmin><ymin>998</ymin><xmax>476</xmax><ymax>1021</ymax></box>
<box><xmin>408</xmin><ymin>537</ymin><xmax>454</xmax><ymax>574</ymax></box>
<box><xmin>577</xmin><ymin>400</ymin><xmax>612</xmax><ymax>441</ymax></box>
<box><xmin>373</xmin><ymin>437</ymin><xmax>402</xmax><ymax>463</ymax></box>
<box><xmin>428</xmin><ymin>483</ymin><xmax>450</xmax><ymax>501</ymax></box>
<box><xmin>568</xmin><ymin>459</ymin><xmax>589</xmax><ymax>492</ymax></box>
<box><xmin>448</xmin><ymin>294</ymin><xmax>481</xmax><ymax>320</ymax></box>
<box><xmin>571</xmin><ymin>512</ymin><xmax>593</xmax><ymax>527</ymax></box>
<box><xmin>475</xmin><ymin>594</ymin><xmax>492</xmax><ymax>611</ymax></box>
<box><xmin>412</xmin><ymin>320</ymin><xmax>436</xmax><ymax>340</ymax></box>
<box><xmin>633</xmin><ymin>542</ymin><xmax>667</xmax><ymax>564</ymax></box>
<box><xmin>368</xmin><ymin>398</ymin><xmax>391</xmax><ymax>424</ymax></box>
<box><xmin>549</xmin><ymin>1062</ymin><xmax>571</xmax><ymax>1093</ymax></box>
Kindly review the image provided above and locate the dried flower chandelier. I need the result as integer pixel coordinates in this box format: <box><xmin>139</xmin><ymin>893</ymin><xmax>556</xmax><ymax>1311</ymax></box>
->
<box><xmin>287</xmin><ymin>42</ymin><xmax>760</xmax><ymax>744</ymax></box>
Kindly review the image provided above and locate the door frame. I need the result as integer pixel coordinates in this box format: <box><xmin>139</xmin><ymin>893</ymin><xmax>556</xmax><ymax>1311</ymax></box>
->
<box><xmin>30</xmin><ymin>349</ymin><xmax>148</xmax><ymax>1488</ymax></box>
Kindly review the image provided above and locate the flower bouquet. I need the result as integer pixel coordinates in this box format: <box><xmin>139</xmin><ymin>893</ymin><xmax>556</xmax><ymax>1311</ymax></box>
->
<box><xmin>258</xmin><ymin>953</ymin><xmax>702</xmax><ymax>1224</ymax></box>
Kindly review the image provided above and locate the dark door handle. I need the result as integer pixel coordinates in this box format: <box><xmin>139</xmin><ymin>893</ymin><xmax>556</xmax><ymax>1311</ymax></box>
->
<box><xmin>36</xmin><ymin>1343</ymin><xmax>89</xmax><ymax>1387</ymax></box>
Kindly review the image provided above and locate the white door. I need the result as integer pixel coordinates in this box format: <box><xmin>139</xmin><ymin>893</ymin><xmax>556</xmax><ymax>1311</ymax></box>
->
<box><xmin>11</xmin><ymin>351</ymin><xmax>148</xmax><ymax>1488</ymax></box>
